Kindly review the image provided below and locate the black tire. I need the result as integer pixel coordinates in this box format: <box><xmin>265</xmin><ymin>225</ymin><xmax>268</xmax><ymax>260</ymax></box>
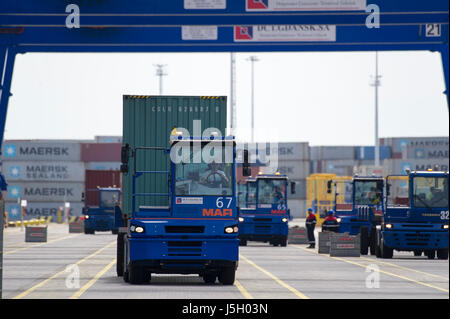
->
<box><xmin>360</xmin><ymin>227</ymin><xmax>369</xmax><ymax>255</ymax></box>
<box><xmin>116</xmin><ymin>234</ymin><xmax>124</xmax><ymax>277</ymax></box>
<box><xmin>413</xmin><ymin>250</ymin><xmax>423</xmax><ymax>257</ymax></box>
<box><xmin>375</xmin><ymin>231</ymin><xmax>381</xmax><ymax>258</ymax></box>
<box><xmin>218</xmin><ymin>268</ymin><xmax>235</xmax><ymax>285</ymax></box>
<box><xmin>369</xmin><ymin>227</ymin><xmax>377</xmax><ymax>255</ymax></box>
<box><xmin>202</xmin><ymin>273</ymin><xmax>217</xmax><ymax>284</ymax></box>
<box><xmin>437</xmin><ymin>249</ymin><xmax>448</xmax><ymax>260</ymax></box>
<box><xmin>129</xmin><ymin>266</ymin><xmax>149</xmax><ymax>285</ymax></box>
<box><xmin>280</xmin><ymin>236</ymin><xmax>287</xmax><ymax>247</ymax></box>
<box><xmin>239</xmin><ymin>239</ymin><xmax>247</xmax><ymax>246</ymax></box>
<box><xmin>112</xmin><ymin>229</ymin><xmax>119</xmax><ymax>235</ymax></box>
<box><xmin>84</xmin><ymin>229</ymin><xmax>93</xmax><ymax>235</ymax></box>
<box><xmin>123</xmin><ymin>271</ymin><xmax>129</xmax><ymax>283</ymax></box>
<box><xmin>380</xmin><ymin>237</ymin><xmax>393</xmax><ymax>259</ymax></box>
<box><xmin>425</xmin><ymin>250</ymin><xmax>436</xmax><ymax>260</ymax></box>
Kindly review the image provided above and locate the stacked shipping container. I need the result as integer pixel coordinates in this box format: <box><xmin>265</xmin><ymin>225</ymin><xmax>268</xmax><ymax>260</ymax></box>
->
<box><xmin>1</xmin><ymin>141</ymin><xmax>85</xmax><ymax>220</ymax></box>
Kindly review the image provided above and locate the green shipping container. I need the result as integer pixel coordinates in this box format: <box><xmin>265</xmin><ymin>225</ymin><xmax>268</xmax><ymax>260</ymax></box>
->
<box><xmin>122</xmin><ymin>95</ymin><xmax>227</xmax><ymax>217</ymax></box>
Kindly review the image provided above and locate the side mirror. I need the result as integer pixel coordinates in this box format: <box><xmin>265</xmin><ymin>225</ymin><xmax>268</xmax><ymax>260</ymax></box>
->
<box><xmin>327</xmin><ymin>180</ymin><xmax>332</xmax><ymax>194</ymax></box>
<box><xmin>386</xmin><ymin>183</ymin><xmax>390</xmax><ymax>196</ymax></box>
<box><xmin>81</xmin><ymin>192</ymin><xmax>85</xmax><ymax>201</ymax></box>
<box><xmin>121</xmin><ymin>144</ymin><xmax>130</xmax><ymax>173</ymax></box>
<box><xmin>242</xmin><ymin>150</ymin><xmax>251</xmax><ymax>177</ymax></box>
<box><xmin>290</xmin><ymin>182</ymin><xmax>296</xmax><ymax>194</ymax></box>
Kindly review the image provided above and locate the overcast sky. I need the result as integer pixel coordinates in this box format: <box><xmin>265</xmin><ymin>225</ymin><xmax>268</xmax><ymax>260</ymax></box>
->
<box><xmin>4</xmin><ymin>51</ymin><xmax>449</xmax><ymax>146</ymax></box>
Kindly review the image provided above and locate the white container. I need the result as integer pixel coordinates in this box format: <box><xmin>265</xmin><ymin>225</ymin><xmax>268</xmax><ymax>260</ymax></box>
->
<box><xmin>2</xmin><ymin>161</ymin><xmax>85</xmax><ymax>182</ymax></box>
<box><xmin>4</xmin><ymin>182</ymin><xmax>84</xmax><ymax>202</ymax></box>
<box><xmin>2</xmin><ymin>141</ymin><xmax>81</xmax><ymax>161</ymax></box>
<box><xmin>5</xmin><ymin>201</ymin><xmax>84</xmax><ymax>220</ymax></box>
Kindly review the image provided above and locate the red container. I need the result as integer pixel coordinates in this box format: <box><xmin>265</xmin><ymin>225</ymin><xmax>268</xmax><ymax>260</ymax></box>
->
<box><xmin>84</xmin><ymin>170</ymin><xmax>121</xmax><ymax>206</ymax></box>
<box><xmin>81</xmin><ymin>143</ymin><xmax>122</xmax><ymax>162</ymax></box>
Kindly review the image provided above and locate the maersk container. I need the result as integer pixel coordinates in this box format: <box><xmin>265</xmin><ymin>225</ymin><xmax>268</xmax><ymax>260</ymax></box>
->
<box><xmin>1</xmin><ymin>141</ymin><xmax>81</xmax><ymax>161</ymax></box>
<box><xmin>122</xmin><ymin>95</ymin><xmax>227</xmax><ymax>216</ymax></box>
<box><xmin>4</xmin><ymin>182</ymin><xmax>84</xmax><ymax>202</ymax></box>
<box><xmin>380</xmin><ymin>136</ymin><xmax>449</xmax><ymax>159</ymax></box>
<box><xmin>2</xmin><ymin>161</ymin><xmax>85</xmax><ymax>182</ymax></box>
<box><xmin>5</xmin><ymin>201</ymin><xmax>84</xmax><ymax>220</ymax></box>
<box><xmin>310</xmin><ymin>146</ymin><xmax>356</xmax><ymax>161</ymax></box>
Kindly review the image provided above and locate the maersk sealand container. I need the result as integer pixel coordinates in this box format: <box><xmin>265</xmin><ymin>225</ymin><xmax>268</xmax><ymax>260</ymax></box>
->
<box><xmin>122</xmin><ymin>95</ymin><xmax>227</xmax><ymax>217</ymax></box>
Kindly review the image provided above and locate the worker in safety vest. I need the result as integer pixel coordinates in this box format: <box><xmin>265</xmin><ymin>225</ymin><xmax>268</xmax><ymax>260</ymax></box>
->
<box><xmin>322</xmin><ymin>210</ymin><xmax>339</xmax><ymax>233</ymax></box>
<box><xmin>305</xmin><ymin>208</ymin><xmax>317</xmax><ymax>248</ymax></box>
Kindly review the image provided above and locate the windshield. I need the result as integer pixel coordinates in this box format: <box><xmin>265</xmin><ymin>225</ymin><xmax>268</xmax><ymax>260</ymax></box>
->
<box><xmin>258</xmin><ymin>179</ymin><xmax>287</xmax><ymax>205</ymax></box>
<box><xmin>175</xmin><ymin>144</ymin><xmax>233</xmax><ymax>196</ymax></box>
<box><xmin>387</xmin><ymin>177</ymin><xmax>409</xmax><ymax>207</ymax></box>
<box><xmin>354</xmin><ymin>180</ymin><xmax>383</xmax><ymax>206</ymax></box>
<box><xmin>237</xmin><ymin>183</ymin><xmax>246</xmax><ymax>208</ymax></box>
<box><xmin>247</xmin><ymin>181</ymin><xmax>257</xmax><ymax>206</ymax></box>
<box><xmin>413</xmin><ymin>176</ymin><xmax>448</xmax><ymax>208</ymax></box>
<box><xmin>100</xmin><ymin>191</ymin><xmax>120</xmax><ymax>207</ymax></box>
<box><xmin>336</xmin><ymin>181</ymin><xmax>353</xmax><ymax>210</ymax></box>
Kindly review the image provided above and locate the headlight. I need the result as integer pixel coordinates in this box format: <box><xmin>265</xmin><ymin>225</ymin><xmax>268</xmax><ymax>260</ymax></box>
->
<box><xmin>85</xmin><ymin>215</ymin><xmax>90</xmax><ymax>219</ymax></box>
<box><xmin>442</xmin><ymin>224</ymin><xmax>449</xmax><ymax>230</ymax></box>
<box><xmin>336</xmin><ymin>218</ymin><xmax>342</xmax><ymax>223</ymax></box>
<box><xmin>225</xmin><ymin>225</ymin><xmax>239</xmax><ymax>234</ymax></box>
<box><xmin>281</xmin><ymin>218</ymin><xmax>288</xmax><ymax>223</ymax></box>
<box><xmin>385</xmin><ymin>224</ymin><xmax>393</xmax><ymax>229</ymax></box>
<box><xmin>238</xmin><ymin>217</ymin><xmax>244</xmax><ymax>223</ymax></box>
<box><xmin>130</xmin><ymin>225</ymin><xmax>145</xmax><ymax>233</ymax></box>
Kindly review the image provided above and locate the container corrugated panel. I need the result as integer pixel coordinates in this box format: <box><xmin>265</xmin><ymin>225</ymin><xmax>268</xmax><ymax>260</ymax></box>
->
<box><xmin>1</xmin><ymin>141</ymin><xmax>81</xmax><ymax>161</ymax></box>
<box><xmin>381</xmin><ymin>137</ymin><xmax>449</xmax><ymax>158</ymax></box>
<box><xmin>277</xmin><ymin>142</ymin><xmax>310</xmax><ymax>161</ymax></box>
<box><xmin>4</xmin><ymin>182</ymin><xmax>84</xmax><ymax>202</ymax></box>
<box><xmin>355</xmin><ymin>146</ymin><xmax>392</xmax><ymax>161</ymax></box>
<box><xmin>321</xmin><ymin>159</ymin><xmax>358</xmax><ymax>176</ymax></box>
<box><xmin>2</xmin><ymin>161</ymin><xmax>85</xmax><ymax>182</ymax></box>
<box><xmin>310</xmin><ymin>146</ymin><xmax>356</xmax><ymax>161</ymax></box>
<box><xmin>260</xmin><ymin>160</ymin><xmax>310</xmax><ymax>180</ymax></box>
<box><xmin>85</xmin><ymin>170</ymin><xmax>121</xmax><ymax>206</ymax></box>
<box><xmin>122</xmin><ymin>95</ymin><xmax>227</xmax><ymax>216</ymax></box>
<box><xmin>81</xmin><ymin>143</ymin><xmax>122</xmax><ymax>162</ymax></box>
<box><xmin>383</xmin><ymin>159</ymin><xmax>450</xmax><ymax>175</ymax></box>
<box><xmin>5</xmin><ymin>201</ymin><xmax>84</xmax><ymax>220</ymax></box>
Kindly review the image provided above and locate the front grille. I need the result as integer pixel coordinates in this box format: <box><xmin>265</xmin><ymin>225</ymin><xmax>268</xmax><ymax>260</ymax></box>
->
<box><xmin>254</xmin><ymin>218</ymin><xmax>272</xmax><ymax>222</ymax></box>
<box><xmin>254</xmin><ymin>225</ymin><xmax>271</xmax><ymax>234</ymax></box>
<box><xmin>165</xmin><ymin>226</ymin><xmax>205</xmax><ymax>233</ymax></box>
<box><xmin>404</xmin><ymin>233</ymin><xmax>432</xmax><ymax>246</ymax></box>
<box><xmin>167</xmin><ymin>241</ymin><xmax>202</xmax><ymax>256</ymax></box>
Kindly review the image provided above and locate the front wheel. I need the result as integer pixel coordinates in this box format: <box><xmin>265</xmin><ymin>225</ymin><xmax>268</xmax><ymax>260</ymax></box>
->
<box><xmin>380</xmin><ymin>237</ymin><xmax>393</xmax><ymax>259</ymax></box>
<box><xmin>413</xmin><ymin>250</ymin><xmax>423</xmax><ymax>257</ymax></box>
<box><xmin>129</xmin><ymin>266</ymin><xmax>150</xmax><ymax>284</ymax></box>
<box><xmin>369</xmin><ymin>227</ymin><xmax>377</xmax><ymax>256</ymax></box>
<box><xmin>239</xmin><ymin>239</ymin><xmax>247</xmax><ymax>246</ymax></box>
<box><xmin>202</xmin><ymin>273</ymin><xmax>217</xmax><ymax>284</ymax></box>
<box><xmin>425</xmin><ymin>250</ymin><xmax>436</xmax><ymax>260</ymax></box>
<box><xmin>116</xmin><ymin>234</ymin><xmax>124</xmax><ymax>276</ymax></box>
<box><xmin>218</xmin><ymin>268</ymin><xmax>235</xmax><ymax>285</ymax></box>
<box><xmin>280</xmin><ymin>236</ymin><xmax>287</xmax><ymax>247</ymax></box>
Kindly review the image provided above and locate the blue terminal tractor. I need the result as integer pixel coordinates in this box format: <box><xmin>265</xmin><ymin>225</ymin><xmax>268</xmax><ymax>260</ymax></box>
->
<box><xmin>82</xmin><ymin>187</ymin><xmax>121</xmax><ymax>235</ymax></box>
<box><xmin>116</xmin><ymin>134</ymin><xmax>251</xmax><ymax>285</ymax></box>
<box><xmin>377</xmin><ymin>170</ymin><xmax>449</xmax><ymax>259</ymax></box>
<box><xmin>238</xmin><ymin>173</ymin><xmax>295</xmax><ymax>247</ymax></box>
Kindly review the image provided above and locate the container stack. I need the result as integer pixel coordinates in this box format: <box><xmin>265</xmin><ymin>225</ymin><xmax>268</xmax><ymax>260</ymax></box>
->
<box><xmin>381</xmin><ymin>137</ymin><xmax>449</xmax><ymax>174</ymax></box>
<box><xmin>310</xmin><ymin>146</ymin><xmax>357</xmax><ymax>176</ymax></box>
<box><xmin>1</xmin><ymin>140</ymin><xmax>85</xmax><ymax>221</ymax></box>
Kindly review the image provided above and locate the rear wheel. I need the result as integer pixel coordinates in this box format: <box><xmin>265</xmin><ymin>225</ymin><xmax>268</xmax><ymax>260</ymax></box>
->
<box><xmin>425</xmin><ymin>250</ymin><xmax>436</xmax><ymax>260</ymax></box>
<box><xmin>360</xmin><ymin>227</ymin><xmax>369</xmax><ymax>255</ymax></box>
<box><xmin>437</xmin><ymin>249</ymin><xmax>448</xmax><ymax>260</ymax></box>
<box><xmin>280</xmin><ymin>236</ymin><xmax>287</xmax><ymax>247</ymax></box>
<box><xmin>123</xmin><ymin>271</ymin><xmax>129</xmax><ymax>283</ymax></box>
<box><xmin>218</xmin><ymin>268</ymin><xmax>235</xmax><ymax>285</ymax></box>
<box><xmin>116</xmin><ymin>234</ymin><xmax>124</xmax><ymax>277</ymax></box>
<box><xmin>112</xmin><ymin>229</ymin><xmax>118</xmax><ymax>235</ymax></box>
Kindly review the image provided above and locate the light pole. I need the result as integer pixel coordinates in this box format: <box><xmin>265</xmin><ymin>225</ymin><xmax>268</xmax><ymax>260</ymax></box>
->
<box><xmin>247</xmin><ymin>56</ymin><xmax>259</xmax><ymax>143</ymax></box>
<box><xmin>371</xmin><ymin>52</ymin><xmax>382</xmax><ymax>167</ymax></box>
<box><xmin>230</xmin><ymin>53</ymin><xmax>237</xmax><ymax>136</ymax></box>
<box><xmin>154</xmin><ymin>64</ymin><xmax>167</xmax><ymax>95</ymax></box>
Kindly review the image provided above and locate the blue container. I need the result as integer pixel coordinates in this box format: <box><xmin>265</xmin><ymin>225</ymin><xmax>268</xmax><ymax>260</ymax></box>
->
<box><xmin>356</xmin><ymin>146</ymin><xmax>392</xmax><ymax>160</ymax></box>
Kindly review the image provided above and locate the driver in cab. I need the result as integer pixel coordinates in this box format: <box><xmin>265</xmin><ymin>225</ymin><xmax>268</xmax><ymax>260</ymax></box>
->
<box><xmin>200</xmin><ymin>161</ymin><xmax>229</xmax><ymax>187</ymax></box>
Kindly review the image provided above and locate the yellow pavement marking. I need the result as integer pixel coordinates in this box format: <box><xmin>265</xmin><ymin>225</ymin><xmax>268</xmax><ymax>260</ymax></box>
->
<box><xmin>239</xmin><ymin>254</ymin><xmax>309</xmax><ymax>299</ymax></box>
<box><xmin>5</xmin><ymin>234</ymin><xmax>81</xmax><ymax>255</ymax></box>
<box><xmin>13</xmin><ymin>240</ymin><xmax>116</xmax><ymax>299</ymax></box>
<box><xmin>234</xmin><ymin>279</ymin><xmax>253</xmax><ymax>299</ymax></box>
<box><xmin>70</xmin><ymin>258</ymin><xmax>117</xmax><ymax>299</ymax></box>
<box><xmin>292</xmin><ymin>245</ymin><xmax>448</xmax><ymax>294</ymax></box>
<box><xmin>359</xmin><ymin>256</ymin><xmax>449</xmax><ymax>281</ymax></box>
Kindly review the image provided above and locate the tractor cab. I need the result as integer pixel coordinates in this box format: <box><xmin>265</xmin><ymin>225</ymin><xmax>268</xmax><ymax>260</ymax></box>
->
<box><xmin>83</xmin><ymin>187</ymin><xmax>121</xmax><ymax>234</ymax></box>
